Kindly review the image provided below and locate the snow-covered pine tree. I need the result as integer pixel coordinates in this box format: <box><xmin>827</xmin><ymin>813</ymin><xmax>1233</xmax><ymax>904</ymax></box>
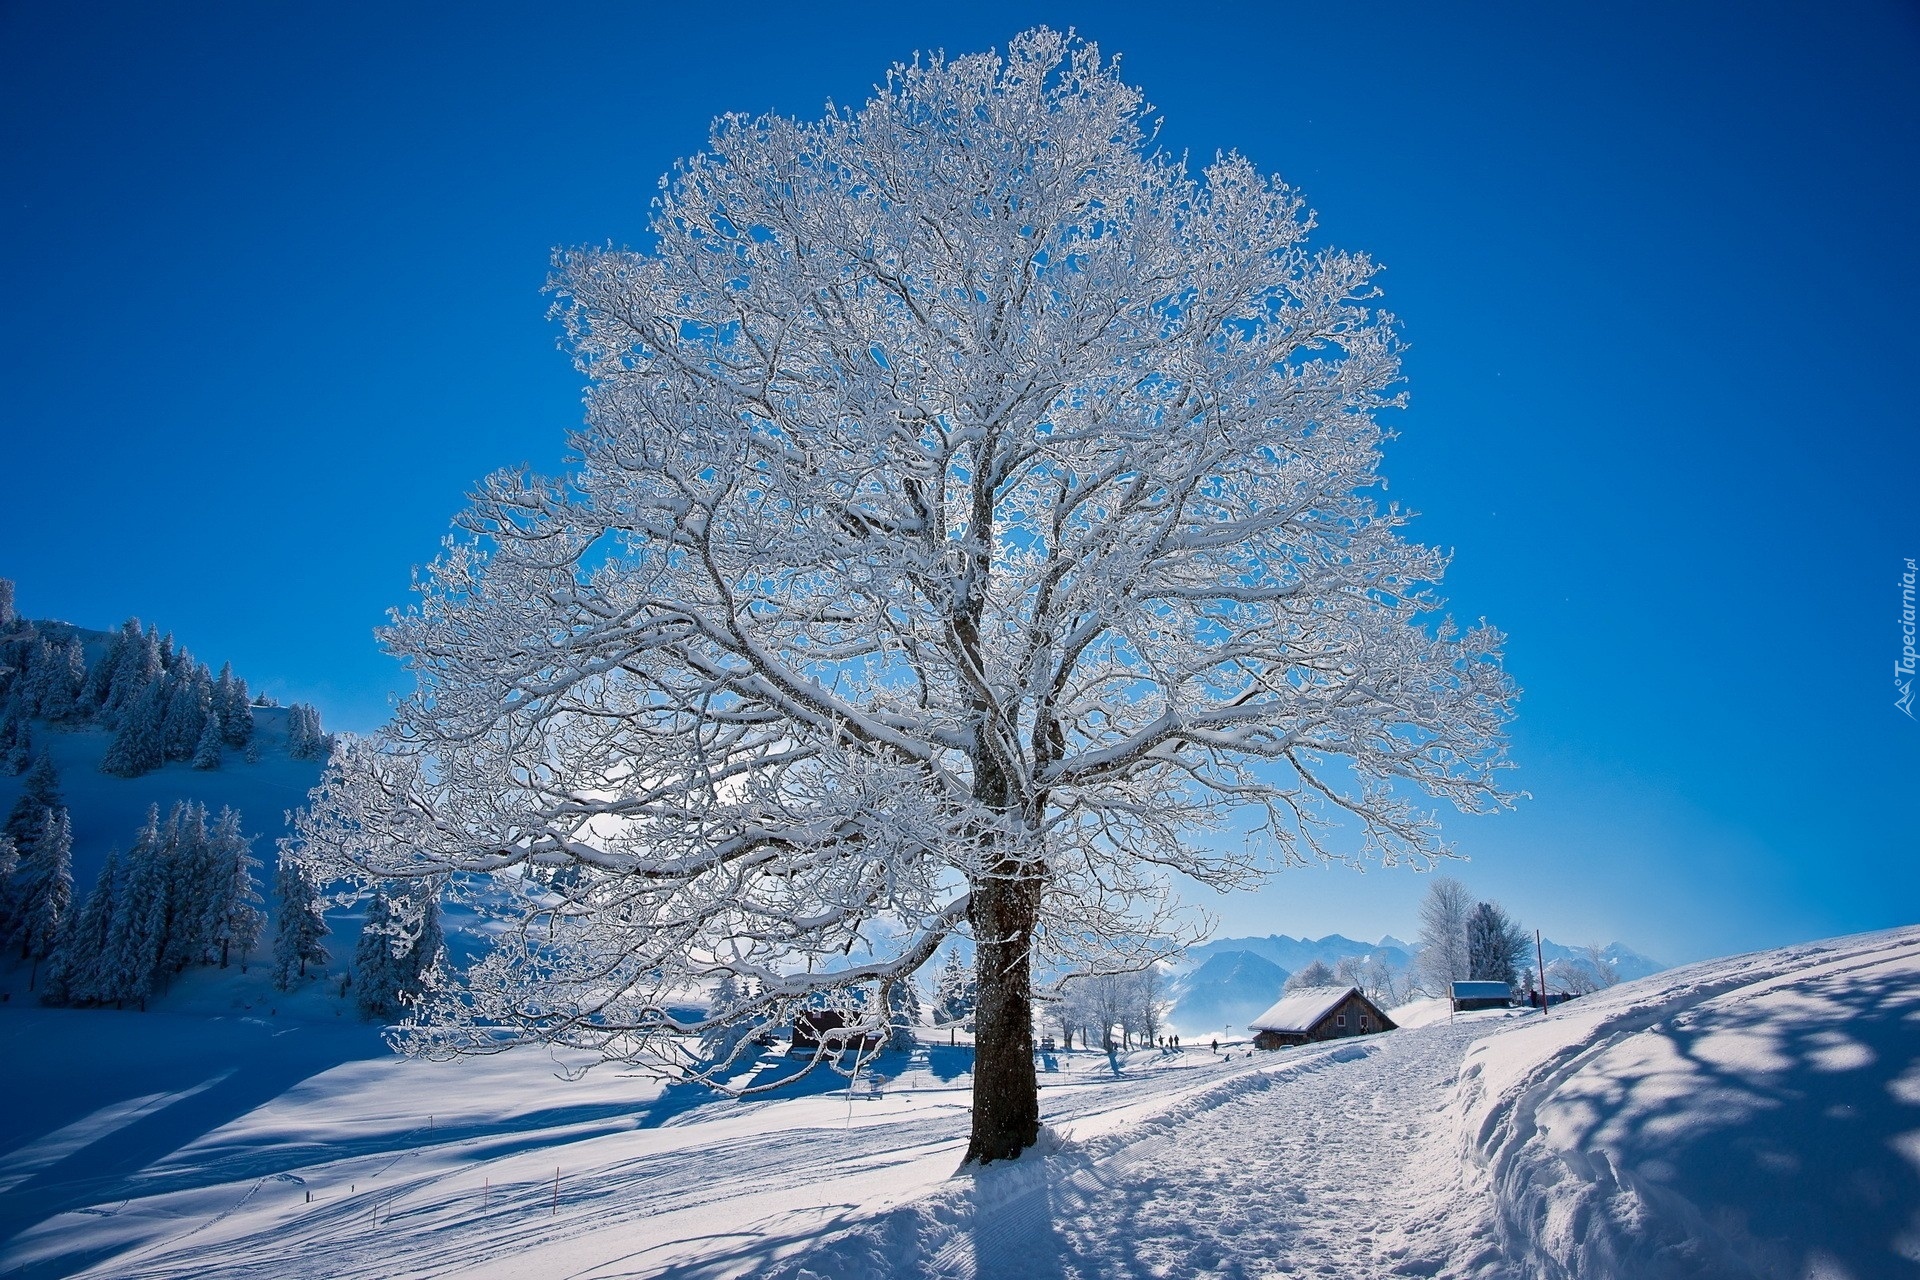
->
<box><xmin>160</xmin><ymin>660</ymin><xmax>213</xmax><ymax>763</ymax></box>
<box><xmin>214</xmin><ymin>662</ymin><xmax>254</xmax><ymax>748</ymax></box>
<box><xmin>4</xmin><ymin>753</ymin><xmax>61</xmax><ymax>853</ymax></box>
<box><xmin>51</xmin><ymin>638</ymin><xmax>84</xmax><ymax>721</ymax></box>
<box><xmin>933</xmin><ymin>949</ymin><xmax>975</xmax><ymax>1026</ymax></box>
<box><xmin>79</xmin><ymin>622</ymin><xmax>128</xmax><ymax>712</ymax></box>
<box><xmin>18</xmin><ymin>808</ymin><xmax>73</xmax><ymax>987</ymax></box>
<box><xmin>0</xmin><ymin>640</ymin><xmax>25</xmax><ymax>707</ymax></box>
<box><xmin>101</xmin><ymin>807</ymin><xmax>167</xmax><ymax>1008</ymax></box>
<box><xmin>203</xmin><ymin>807</ymin><xmax>264</xmax><ymax>969</ymax></box>
<box><xmin>0</xmin><ymin>833</ymin><xmax>17</xmax><ymax>946</ymax></box>
<box><xmin>351</xmin><ymin>886</ymin><xmax>444</xmax><ymax>1020</ymax></box>
<box><xmin>101</xmin><ymin>678</ymin><xmax>167</xmax><ymax>777</ymax></box>
<box><xmin>886</xmin><ymin>976</ymin><xmax>922</xmax><ymax>1052</ymax></box>
<box><xmin>43</xmin><ymin>847</ymin><xmax>118</xmax><ymax>1005</ymax></box>
<box><xmin>398</xmin><ymin>891</ymin><xmax>443</xmax><ymax>1005</ymax></box>
<box><xmin>286</xmin><ymin>704</ymin><xmax>329</xmax><ymax>760</ymax></box>
<box><xmin>102</xmin><ymin>624</ymin><xmax>163</xmax><ymax>725</ymax></box>
<box><xmin>1465</xmin><ymin>900</ymin><xmax>1526</xmax><ymax>988</ymax></box>
<box><xmin>0</xmin><ymin>701</ymin><xmax>30</xmax><ymax>775</ymax></box>
<box><xmin>156</xmin><ymin>802</ymin><xmax>212</xmax><ymax>976</ymax></box>
<box><xmin>25</xmin><ymin>636</ymin><xmax>84</xmax><ymax>722</ymax></box>
<box><xmin>0</xmin><ymin>578</ymin><xmax>13</xmax><ymax>630</ymax></box>
<box><xmin>271</xmin><ymin>854</ymin><xmax>329</xmax><ymax>990</ymax></box>
<box><xmin>213</xmin><ymin>662</ymin><xmax>237</xmax><ymax>729</ymax></box>
<box><xmin>351</xmin><ymin>891</ymin><xmax>401</xmax><ymax>1018</ymax></box>
<box><xmin>191</xmin><ymin>716</ymin><xmax>222</xmax><ymax>770</ymax></box>
<box><xmin>11</xmin><ymin>634</ymin><xmax>51</xmax><ymax>718</ymax></box>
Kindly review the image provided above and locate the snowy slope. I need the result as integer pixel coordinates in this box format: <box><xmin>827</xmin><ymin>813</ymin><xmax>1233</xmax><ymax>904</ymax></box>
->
<box><xmin>0</xmin><ymin>708</ymin><xmax>324</xmax><ymax>895</ymax></box>
<box><xmin>1458</xmin><ymin>925</ymin><xmax>1920</xmax><ymax>1279</ymax></box>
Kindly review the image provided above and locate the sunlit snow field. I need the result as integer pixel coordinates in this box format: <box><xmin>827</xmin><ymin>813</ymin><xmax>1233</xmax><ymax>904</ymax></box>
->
<box><xmin>1</xmin><ymin>927</ymin><xmax>1915</xmax><ymax>1278</ymax></box>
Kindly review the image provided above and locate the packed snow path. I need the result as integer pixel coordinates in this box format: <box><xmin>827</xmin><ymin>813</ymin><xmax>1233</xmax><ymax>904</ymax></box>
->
<box><xmin>1023</xmin><ymin>1024</ymin><xmax>1507</xmax><ymax>1280</ymax></box>
<box><xmin>777</xmin><ymin>1022</ymin><xmax>1512</xmax><ymax>1280</ymax></box>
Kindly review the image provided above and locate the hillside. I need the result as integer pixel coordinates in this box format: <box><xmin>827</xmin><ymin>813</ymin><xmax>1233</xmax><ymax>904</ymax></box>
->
<box><xmin>0</xmin><ymin>599</ymin><xmax>342</xmax><ymax>1018</ymax></box>
<box><xmin>0</xmin><ymin>707</ymin><xmax>324</xmax><ymax>895</ymax></box>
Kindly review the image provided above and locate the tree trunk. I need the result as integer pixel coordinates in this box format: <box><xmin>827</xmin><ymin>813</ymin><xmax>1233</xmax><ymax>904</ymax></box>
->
<box><xmin>964</xmin><ymin>868</ymin><xmax>1041</xmax><ymax>1165</ymax></box>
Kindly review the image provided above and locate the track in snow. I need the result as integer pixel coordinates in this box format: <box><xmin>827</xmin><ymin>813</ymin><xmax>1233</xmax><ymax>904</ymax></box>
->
<box><xmin>769</xmin><ymin>1019</ymin><xmax>1520</xmax><ymax>1280</ymax></box>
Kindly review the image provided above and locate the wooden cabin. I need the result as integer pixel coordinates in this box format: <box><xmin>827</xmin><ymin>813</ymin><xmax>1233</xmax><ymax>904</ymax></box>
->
<box><xmin>1450</xmin><ymin>981</ymin><xmax>1514</xmax><ymax>1012</ymax></box>
<box><xmin>1247</xmin><ymin>986</ymin><xmax>1395</xmax><ymax>1050</ymax></box>
<box><xmin>789</xmin><ymin>1009</ymin><xmax>881</xmax><ymax>1056</ymax></box>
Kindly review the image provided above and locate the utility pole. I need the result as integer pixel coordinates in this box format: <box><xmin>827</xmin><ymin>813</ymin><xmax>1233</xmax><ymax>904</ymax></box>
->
<box><xmin>1535</xmin><ymin>929</ymin><xmax>1549</xmax><ymax>1016</ymax></box>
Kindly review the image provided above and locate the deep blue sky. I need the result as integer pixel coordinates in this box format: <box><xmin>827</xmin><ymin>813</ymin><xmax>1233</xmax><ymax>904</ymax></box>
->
<box><xmin>4</xmin><ymin>2</ymin><xmax>1915</xmax><ymax>964</ymax></box>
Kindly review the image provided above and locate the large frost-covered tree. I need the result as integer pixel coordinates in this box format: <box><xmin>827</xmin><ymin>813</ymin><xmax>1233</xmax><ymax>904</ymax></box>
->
<box><xmin>293</xmin><ymin>29</ymin><xmax>1515</xmax><ymax>1164</ymax></box>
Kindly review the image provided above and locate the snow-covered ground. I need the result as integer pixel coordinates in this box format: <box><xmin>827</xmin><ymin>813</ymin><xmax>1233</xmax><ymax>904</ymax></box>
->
<box><xmin>2</xmin><ymin>926</ymin><xmax>1914</xmax><ymax>1278</ymax></box>
<box><xmin>1459</xmin><ymin>924</ymin><xmax>1920</xmax><ymax>1279</ymax></box>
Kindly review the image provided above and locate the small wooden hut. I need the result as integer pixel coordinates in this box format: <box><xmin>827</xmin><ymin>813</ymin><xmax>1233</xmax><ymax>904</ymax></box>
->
<box><xmin>1449</xmin><ymin>981</ymin><xmax>1513</xmax><ymax>1012</ymax></box>
<box><xmin>1247</xmin><ymin>986</ymin><xmax>1395</xmax><ymax>1050</ymax></box>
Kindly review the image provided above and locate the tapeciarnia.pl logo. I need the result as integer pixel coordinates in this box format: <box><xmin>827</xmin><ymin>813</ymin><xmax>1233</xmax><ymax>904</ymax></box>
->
<box><xmin>1899</xmin><ymin>557</ymin><xmax>1917</xmax><ymax>719</ymax></box>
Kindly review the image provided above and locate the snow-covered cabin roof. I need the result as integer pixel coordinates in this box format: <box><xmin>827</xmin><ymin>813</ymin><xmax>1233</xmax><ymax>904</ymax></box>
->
<box><xmin>1450</xmin><ymin>981</ymin><xmax>1512</xmax><ymax>1000</ymax></box>
<box><xmin>1247</xmin><ymin>985</ymin><xmax>1360</xmax><ymax>1033</ymax></box>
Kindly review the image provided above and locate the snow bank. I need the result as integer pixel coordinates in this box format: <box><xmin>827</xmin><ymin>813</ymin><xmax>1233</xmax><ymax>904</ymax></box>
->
<box><xmin>1457</xmin><ymin>925</ymin><xmax>1920</xmax><ymax>1279</ymax></box>
<box><xmin>1389</xmin><ymin>995</ymin><xmax>1452</xmax><ymax>1028</ymax></box>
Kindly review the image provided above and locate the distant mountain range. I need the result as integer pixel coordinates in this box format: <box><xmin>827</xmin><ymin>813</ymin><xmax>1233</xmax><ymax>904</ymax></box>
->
<box><xmin>1532</xmin><ymin>939</ymin><xmax>1665</xmax><ymax>984</ymax></box>
<box><xmin>1165</xmin><ymin>950</ymin><xmax>1291</xmax><ymax>1039</ymax></box>
<box><xmin>1165</xmin><ymin>932</ymin><xmax>1666</xmax><ymax>1037</ymax></box>
<box><xmin>1180</xmin><ymin>932</ymin><xmax>1416</xmax><ymax>975</ymax></box>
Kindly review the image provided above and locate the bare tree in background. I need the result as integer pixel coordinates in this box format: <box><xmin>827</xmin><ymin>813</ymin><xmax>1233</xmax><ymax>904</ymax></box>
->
<box><xmin>1287</xmin><ymin>958</ymin><xmax>1339</xmax><ymax>991</ymax></box>
<box><xmin>1416</xmin><ymin>876</ymin><xmax>1475</xmax><ymax>995</ymax></box>
<box><xmin>291</xmin><ymin>28</ymin><xmax>1516</xmax><ymax>1165</ymax></box>
<box><xmin>1581</xmin><ymin>943</ymin><xmax>1620</xmax><ymax>989</ymax></box>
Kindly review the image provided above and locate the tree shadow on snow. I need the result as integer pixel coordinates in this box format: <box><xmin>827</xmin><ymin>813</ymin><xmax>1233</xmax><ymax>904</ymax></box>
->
<box><xmin>0</xmin><ymin>1012</ymin><xmax>388</xmax><ymax>1265</ymax></box>
<box><xmin>1544</xmin><ymin>963</ymin><xmax>1920</xmax><ymax>1278</ymax></box>
<box><xmin>925</xmin><ymin>1043</ymin><xmax>974</xmax><ymax>1083</ymax></box>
